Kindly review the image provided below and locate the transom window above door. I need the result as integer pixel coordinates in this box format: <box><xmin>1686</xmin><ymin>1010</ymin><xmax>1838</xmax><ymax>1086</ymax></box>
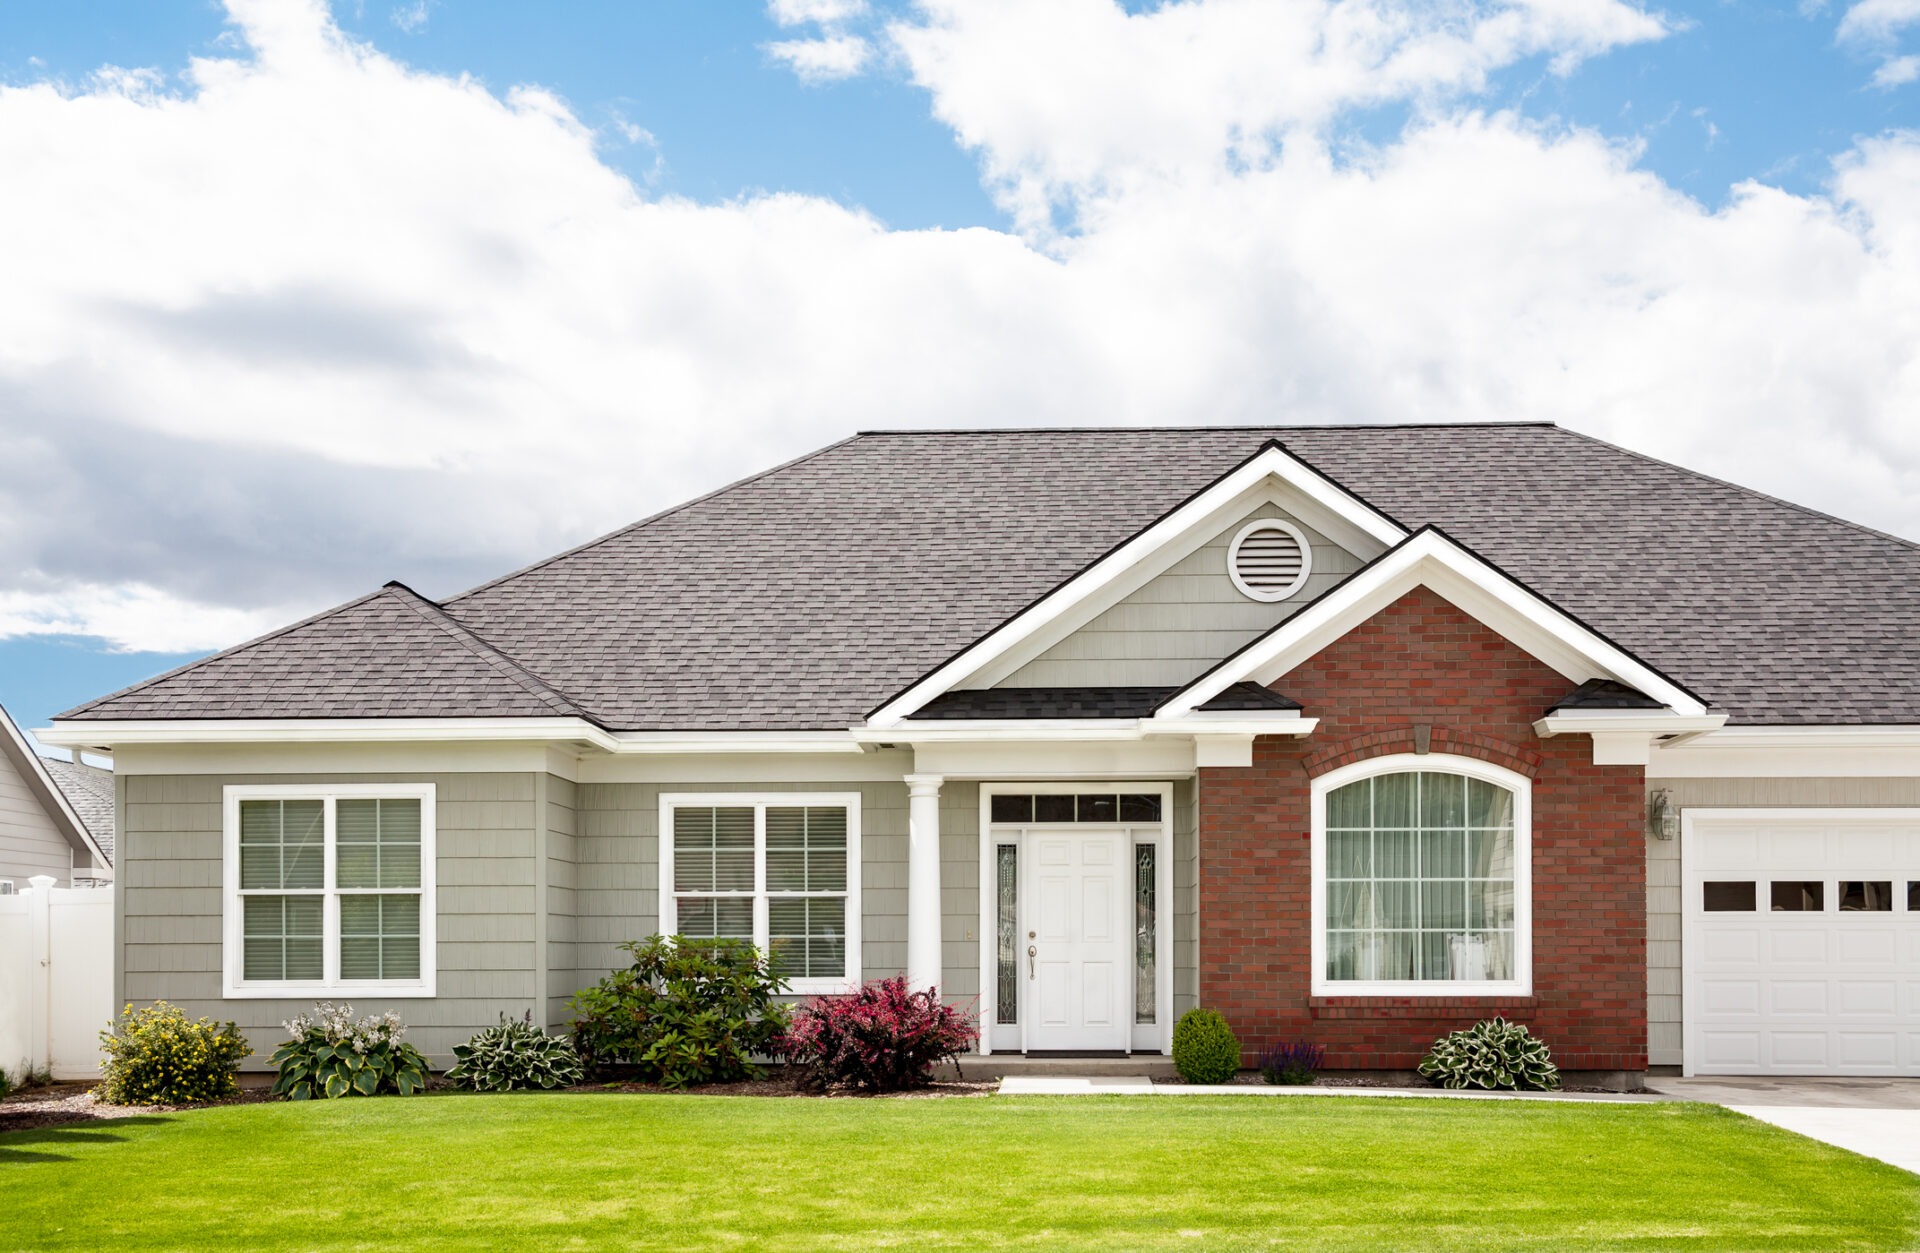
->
<box><xmin>1311</xmin><ymin>756</ymin><xmax>1532</xmax><ymax>996</ymax></box>
<box><xmin>989</xmin><ymin>792</ymin><xmax>1162</xmax><ymax>824</ymax></box>
<box><xmin>659</xmin><ymin>794</ymin><xmax>861</xmax><ymax>994</ymax></box>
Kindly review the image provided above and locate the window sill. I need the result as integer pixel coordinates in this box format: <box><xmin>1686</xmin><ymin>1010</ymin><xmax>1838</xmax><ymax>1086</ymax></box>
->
<box><xmin>223</xmin><ymin>981</ymin><xmax>437</xmax><ymax>1000</ymax></box>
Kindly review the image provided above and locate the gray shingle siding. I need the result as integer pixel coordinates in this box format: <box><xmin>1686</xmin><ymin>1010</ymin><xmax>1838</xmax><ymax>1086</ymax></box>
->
<box><xmin>61</xmin><ymin>424</ymin><xmax>1920</xmax><ymax>728</ymax></box>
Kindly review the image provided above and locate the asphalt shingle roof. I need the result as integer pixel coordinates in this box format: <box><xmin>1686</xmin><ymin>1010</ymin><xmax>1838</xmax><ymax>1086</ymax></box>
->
<box><xmin>910</xmin><ymin>682</ymin><xmax>1301</xmax><ymax>721</ymax></box>
<box><xmin>58</xmin><ymin>423</ymin><xmax>1920</xmax><ymax>729</ymax></box>
<box><xmin>39</xmin><ymin>757</ymin><xmax>114</xmax><ymax>863</ymax></box>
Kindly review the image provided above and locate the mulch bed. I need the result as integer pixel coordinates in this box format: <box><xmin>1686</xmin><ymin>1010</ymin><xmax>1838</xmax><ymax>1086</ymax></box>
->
<box><xmin>0</xmin><ymin>1069</ymin><xmax>994</xmax><ymax>1133</ymax></box>
<box><xmin>0</xmin><ymin>1082</ymin><xmax>280</xmax><ymax>1134</ymax></box>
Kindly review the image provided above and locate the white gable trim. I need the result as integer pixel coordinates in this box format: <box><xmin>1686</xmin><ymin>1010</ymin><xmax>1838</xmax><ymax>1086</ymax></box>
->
<box><xmin>1158</xmin><ymin>527</ymin><xmax>1709</xmax><ymax>719</ymax></box>
<box><xmin>865</xmin><ymin>443</ymin><xmax>1407</xmax><ymax>729</ymax></box>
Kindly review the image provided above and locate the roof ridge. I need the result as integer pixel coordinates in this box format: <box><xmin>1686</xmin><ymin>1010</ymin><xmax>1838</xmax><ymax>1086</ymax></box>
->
<box><xmin>443</xmin><ymin>434</ymin><xmax>867</xmax><ymax>606</ymax></box>
<box><xmin>1552</xmin><ymin>426</ymin><xmax>1920</xmax><ymax>557</ymax></box>
<box><xmin>852</xmin><ymin>421</ymin><xmax>1558</xmax><ymax>436</ymax></box>
<box><xmin>54</xmin><ymin>588</ymin><xmax>391</xmax><ymax>720</ymax></box>
<box><xmin>378</xmin><ymin>583</ymin><xmax>594</xmax><ymax>722</ymax></box>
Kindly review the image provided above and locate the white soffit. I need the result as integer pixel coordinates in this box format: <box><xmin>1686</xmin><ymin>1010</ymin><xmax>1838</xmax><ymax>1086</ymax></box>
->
<box><xmin>865</xmin><ymin>442</ymin><xmax>1407</xmax><ymax>728</ymax></box>
<box><xmin>1158</xmin><ymin>527</ymin><xmax>1709</xmax><ymax>719</ymax></box>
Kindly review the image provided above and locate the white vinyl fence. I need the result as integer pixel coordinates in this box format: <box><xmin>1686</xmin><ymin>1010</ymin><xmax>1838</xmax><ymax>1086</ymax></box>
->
<box><xmin>1</xmin><ymin>876</ymin><xmax>114</xmax><ymax>1081</ymax></box>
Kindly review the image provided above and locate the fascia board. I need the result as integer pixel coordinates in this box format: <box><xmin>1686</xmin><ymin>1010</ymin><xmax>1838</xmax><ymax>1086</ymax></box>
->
<box><xmin>42</xmin><ymin>719</ymin><xmax>879</xmax><ymax>757</ymax></box>
<box><xmin>1160</xmin><ymin>530</ymin><xmax>1708</xmax><ymax>718</ymax></box>
<box><xmin>864</xmin><ymin>444</ymin><xmax>1408</xmax><ymax>729</ymax></box>
<box><xmin>1533</xmin><ymin>713</ymin><xmax>1729</xmax><ymax>737</ymax></box>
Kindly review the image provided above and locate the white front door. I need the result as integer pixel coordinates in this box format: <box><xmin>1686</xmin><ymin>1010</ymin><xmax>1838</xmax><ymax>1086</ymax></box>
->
<box><xmin>1024</xmin><ymin>830</ymin><xmax>1130</xmax><ymax>1051</ymax></box>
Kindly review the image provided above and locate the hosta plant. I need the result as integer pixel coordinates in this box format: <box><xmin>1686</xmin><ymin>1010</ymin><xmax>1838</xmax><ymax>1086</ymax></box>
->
<box><xmin>447</xmin><ymin>1011</ymin><xmax>585</xmax><ymax>1092</ymax></box>
<box><xmin>1418</xmin><ymin>1017</ymin><xmax>1561</xmax><ymax>1091</ymax></box>
<box><xmin>1257</xmin><ymin>1039</ymin><xmax>1325</xmax><ymax>1086</ymax></box>
<box><xmin>96</xmin><ymin>1001</ymin><xmax>252</xmax><ymax>1105</ymax></box>
<box><xmin>782</xmin><ymin>977</ymin><xmax>978</xmax><ymax>1093</ymax></box>
<box><xmin>1172</xmin><ymin>1008</ymin><xmax>1241</xmax><ymax>1084</ymax></box>
<box><xmin>270</xmin><ymin>1003</ymin><xmax>429</xmax><ymax>1100</ymax></box>
<box><xmin>568</xmin><ymin>935</ymin><xmax>790</xmax><ymax>1088</ymax></box>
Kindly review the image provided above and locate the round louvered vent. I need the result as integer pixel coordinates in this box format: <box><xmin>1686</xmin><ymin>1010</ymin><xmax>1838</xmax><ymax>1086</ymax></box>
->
<box><xmin>1228</xmin><ymin>519</ymin><xmax>1312</xmax><ymax>602</ymax></box>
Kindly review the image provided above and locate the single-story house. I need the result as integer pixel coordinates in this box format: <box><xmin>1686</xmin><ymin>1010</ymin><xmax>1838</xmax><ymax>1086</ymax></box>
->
<box><xmin>44</xmin><ymin>424</ymin><xmax>1920</xmax><ymax>1082</ymax></box>
<box><xmin>1</xmin><ymin>703</ymin><xmax>112</xmax><ymax>889</ymax></box>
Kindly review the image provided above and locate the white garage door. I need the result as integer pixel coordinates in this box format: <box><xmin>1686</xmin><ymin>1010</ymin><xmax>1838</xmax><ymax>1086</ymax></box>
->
<box><xmin>1684</xmin><ymin>809</ymin><xmax>1920</xmax><ymax>1076</ymax></box>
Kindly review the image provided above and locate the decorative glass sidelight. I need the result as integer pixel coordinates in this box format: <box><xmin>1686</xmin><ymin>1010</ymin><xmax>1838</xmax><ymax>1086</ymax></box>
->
<box><xmin>996</xmin><ymin>844</ymin><xmax>1018</xmax><ymax>1024</ymax></box>
<box><xmin>1135</xmin><ymin>843</ymin><xmax>1156</xmax><ymax>1023</ymax></box>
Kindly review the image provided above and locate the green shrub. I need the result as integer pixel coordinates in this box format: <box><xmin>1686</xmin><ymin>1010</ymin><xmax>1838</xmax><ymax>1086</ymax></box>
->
<box><xmin>568</xmin><ymin>935</ymin><xmax>790</xmax><ymax>1088</ymax></box>
<box><xmin>447</xmin><ymin>1012</ymin><xmax>585</xmax><ymax>1092</ymax></box>
<box><xmin>1171</xmin><ymin>1008</ymin><xmax>1241</xmax><ymax>1084</ymax></box>
<box><xmin>0</xmin><ymin>1064</ymin><xmax>12</xmax><ymax>1101</ymax></box>
<box><xmin>270</xmin><ymin>1003</ymin><xmax>430</xmax><ymax>1100</ymax></box>
<box><xmin>1419</xmin><ymin>1017</ymin><xmax>1561</xmax><ymax>1091</ymax></box>
<box><xmin>97</xmin><ymin>1001</ymin><xmax>252</xmax><ymax>1105</ymax></box>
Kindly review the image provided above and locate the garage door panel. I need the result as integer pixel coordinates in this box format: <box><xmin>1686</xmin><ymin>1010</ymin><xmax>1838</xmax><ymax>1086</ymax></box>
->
<box><xmin>1766</xmin><ymin>980</ymin><xmax>1826</xmax><ymax>1016</ymax></box>
<box><xmin>1769</xmin><ymin>930</ymin><xmax>1829</xmax><ymax>964</ymax></box>
<box><xmin>1766</xmin><ymin>1032</ymin><xmax>1831</xmax><ymax>1068</ymax></box>
<box><xmin>1837</xmin><ymin>930</ymin><xmax>1897</xmax><ymax>964</ymax></box>
<box><xmin>1685</xmin><ymin>809</ymin><xmax>1920</xmax><ymax>1077</ymax></box>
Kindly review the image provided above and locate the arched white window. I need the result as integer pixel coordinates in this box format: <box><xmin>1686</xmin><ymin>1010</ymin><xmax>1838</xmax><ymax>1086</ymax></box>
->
<box><xmin>1310</xmin><ymin>754</ymin><xmax>1532</xmax><ymax>996</ymax></box>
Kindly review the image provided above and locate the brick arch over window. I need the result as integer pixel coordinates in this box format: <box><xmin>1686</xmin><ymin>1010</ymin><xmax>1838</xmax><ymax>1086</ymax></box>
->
<box><xmin>1302</xmin><ymin>729</ymin><xmax>1543</xmax><ymax>781</ymax></box>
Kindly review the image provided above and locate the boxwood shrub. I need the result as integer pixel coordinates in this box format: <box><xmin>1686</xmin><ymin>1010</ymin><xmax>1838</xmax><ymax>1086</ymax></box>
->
<box><xmin>1171</xmin><ymin>1008</ymin><xmax>1241</xmax><ymax>1084</ymax></box>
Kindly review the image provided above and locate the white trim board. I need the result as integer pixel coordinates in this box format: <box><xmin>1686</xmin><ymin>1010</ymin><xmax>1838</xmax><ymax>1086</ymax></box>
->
<box><xmin>866</xmin><ymin>443</ymin><xmax>1406</xmax><ymax>728</ymax></box>
<box><xmin>1159</xmin><ymin>527</ymin><xmax>1708</xmax><ymax>720</ymax></box>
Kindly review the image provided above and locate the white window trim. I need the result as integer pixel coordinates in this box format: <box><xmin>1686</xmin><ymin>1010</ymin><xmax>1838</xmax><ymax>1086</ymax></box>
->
<box><xmin>657</xmin><ymin>792</ymin><xmax>863</xmax><ymax>996</ymax></box>
<box><xmin>1310</xmin><ymin>754</ymin><xmax>1532</xmax><ymax>997</ymax></box>
<box><xmin>1227</xmin><ymin>518</ymin><xmax>1314</xmax><ymax>603</ymax></box>
<box><xmin>222</xmin><ymin>782</ymin><xmax>437</xmax><ymax>999</ymax></box>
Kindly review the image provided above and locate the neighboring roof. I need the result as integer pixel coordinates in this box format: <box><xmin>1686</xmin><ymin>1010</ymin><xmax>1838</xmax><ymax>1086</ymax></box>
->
<box><xmin>57</xmin><ymin>423</ymin><xmax>1920</xmax><ymax>729</ymax></box>
<box><xmin>911</xmin><ymin>682</ymin><xmax>1300</xmax><ymax>721</ymax></box>
<box><xmin>0</xmin><ymin>703</ymin><xmax>108</xmax><ymax>869</ymax></box>
<box><xmin>39</xmin><ymin>757</ymin><xmax>114</xmax><ymax>864</ymax></box>
<box><xmin>1548</xmin><ymin>679</ymin><xmax>1665</xmax><ymax>712</ymax></box>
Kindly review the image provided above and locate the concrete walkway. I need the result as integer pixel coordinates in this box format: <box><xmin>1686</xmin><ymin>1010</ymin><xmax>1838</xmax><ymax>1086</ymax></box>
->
<box><xmin>1645</xmin><ymin>1077</ymin><xmax>1920</xmax><ymax>1175</ymax></box>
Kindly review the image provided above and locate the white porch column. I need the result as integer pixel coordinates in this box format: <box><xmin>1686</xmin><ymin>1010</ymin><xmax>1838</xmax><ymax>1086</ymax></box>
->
<box><xmin>905</xmin><ymin>773</ymin><xmax>944</xmax><ymax>993</ymax></box>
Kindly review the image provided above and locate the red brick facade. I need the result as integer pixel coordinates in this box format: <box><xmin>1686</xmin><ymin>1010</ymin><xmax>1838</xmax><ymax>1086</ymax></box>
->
<box><xmin>1197</xmin><ymin>586</ymin><xmax>1648</xmax><ymax>1073</ymax></box>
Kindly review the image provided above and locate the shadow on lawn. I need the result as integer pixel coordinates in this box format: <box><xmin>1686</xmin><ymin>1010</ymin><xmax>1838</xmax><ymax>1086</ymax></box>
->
<box><xmin>0</xmin><ymin>1117</ymin><xmax>175</xmax><ymax>1163</ymax></box>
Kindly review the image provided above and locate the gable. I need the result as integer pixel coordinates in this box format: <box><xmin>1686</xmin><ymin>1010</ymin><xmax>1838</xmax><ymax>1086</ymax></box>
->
<box><xmin>996</xmin><ymin>502</ymin><xmax>1368</xmax><ymax>689</ymax></box>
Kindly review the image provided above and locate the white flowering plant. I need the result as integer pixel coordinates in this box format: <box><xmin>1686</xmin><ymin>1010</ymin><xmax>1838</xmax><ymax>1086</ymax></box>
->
<box><xmin>270</xmin><ymin>1002</ymin><xmax>430</xmax><ymax>1099</ymax></box>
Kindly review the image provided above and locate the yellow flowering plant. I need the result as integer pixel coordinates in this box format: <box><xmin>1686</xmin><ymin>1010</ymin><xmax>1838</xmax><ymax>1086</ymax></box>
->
<box><xmin>96</xmin><ymin>1001</ymin><xmax>252</xmax><ymax>1106</ymax></box>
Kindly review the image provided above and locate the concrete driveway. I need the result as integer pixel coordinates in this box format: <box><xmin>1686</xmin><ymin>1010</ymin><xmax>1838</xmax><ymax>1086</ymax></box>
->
<box><xmin>1647</xmin><ymin>1077</ymin><xmax>1920</xmax><ymax>1174</ymax></box>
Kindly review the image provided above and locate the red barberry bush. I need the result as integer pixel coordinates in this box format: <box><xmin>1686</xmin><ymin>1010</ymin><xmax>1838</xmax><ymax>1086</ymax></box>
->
<box><xmin>782</xmin><ymin>977</ymin><xmax>978</xmax><ymax>1093</ymax></box>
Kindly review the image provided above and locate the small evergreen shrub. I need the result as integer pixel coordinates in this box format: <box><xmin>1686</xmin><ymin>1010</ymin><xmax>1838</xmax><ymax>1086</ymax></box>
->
<box><xmin>447</xmin><ymin>1011</ymin><xmax>585</xmax><ymax>1092</ymax></box>
<box><xmin>782</xmin><ymin>977</ymin><xmax>979</xmax><ymax>1093</ymax></box>
<box><xmin>97</xmin><ymin>1001</ymin><xmax>252</xmax><ymax>1106</ymax></box>
<box><xmin>270</xmin><ymin>1003</ymin><xmax>430</xmax><ymax>1100</ymax></box>
<box><xmin>0</xmin><ymin>1064</ymin><xmax>11</xmax><ymax>1100</ymax></box>
<box><xmin>568</xmin><ymin>935</ymin><xmax>790</xmax><ymax>1088</ymax></box>
<box><xmin>1257</xmin><ymin>1039</ymin><xmax>1325</xmax><ymax>1086</ymax></box>
<box><xmin>1171</xmin><ymin>1008</ymin><xmax>1241</xmax><ymax>1084</ymax></box>
<box><xmin>1418</xmin><ymin>1017</ymin><xmax>1561</xmax><ymax>1091</ymax></box>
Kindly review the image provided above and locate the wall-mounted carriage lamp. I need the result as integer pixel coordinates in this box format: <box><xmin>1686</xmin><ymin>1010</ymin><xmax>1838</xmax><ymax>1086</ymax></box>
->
<box><xmin>1646</xmin><ymin>789</ymin><xmax>1679</xmax><ymax>841</ymax></box>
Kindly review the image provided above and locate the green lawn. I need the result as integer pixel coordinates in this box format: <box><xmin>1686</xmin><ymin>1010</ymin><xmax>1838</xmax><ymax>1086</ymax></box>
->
<box><xmin>5</xmin><ymin>1093</ymin><xmax>1917</xmax><ymax>1251</ymax></box>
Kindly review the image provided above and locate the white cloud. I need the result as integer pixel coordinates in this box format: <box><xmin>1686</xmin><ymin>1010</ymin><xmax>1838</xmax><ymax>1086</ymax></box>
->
<box><xmin>765</xmin><ymin>34</ymin><xmax>872</xmax><ymax>83</ymax></box>
<box><xmin>1873</xmin><ymin>51</ymin><xmax>1920</xmax><ymax>83</ymax></box>
<box><xmin>767</xmin><ymin>0</ymin><xmax>868</xmax><ymax>27</ymax></box>
<box><xmin>1839</xmin><ymin>0</ymin><xmax>1920</xmax><ymax>42</ymax></box>
<box><xmin>890</xmin><ymin>0</ymin><xmax>1672</xmax><ymax>229</ymax></box>
<box><xmin>0</xmin><ymin>0</ymin><xmax>1916</xmax><ymax>660</ymax></box>
<box><xmin>390</xmin><ymin>1</ymin><xmax>432</xmax><ymax>35</ymax></box>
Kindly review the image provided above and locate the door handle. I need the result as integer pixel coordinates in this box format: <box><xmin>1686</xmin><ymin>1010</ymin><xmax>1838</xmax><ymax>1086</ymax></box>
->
<box><xmin>1027</xmin><ymin>944</ymin><xmax>1037</xmax><ymax>979</ymax></box>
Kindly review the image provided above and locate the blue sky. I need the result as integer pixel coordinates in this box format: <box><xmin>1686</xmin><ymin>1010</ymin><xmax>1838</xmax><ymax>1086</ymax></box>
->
<box><xmin>0</xmin><ymin>0</ymin><xmax>1914</xmax><ymax>748</ymax></box>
